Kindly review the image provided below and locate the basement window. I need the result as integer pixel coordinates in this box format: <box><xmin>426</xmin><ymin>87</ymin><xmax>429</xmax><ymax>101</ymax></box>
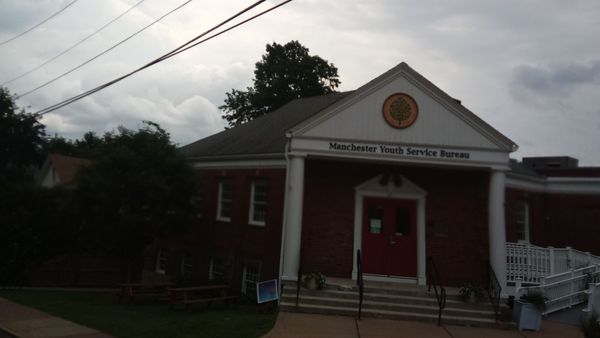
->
<box><xmin>241</xmin><ymin>263</ymin><xmax>261</xmax><ymax>296</ymax></box>
<box><xmin>209</xmin><ymin>258</ymin><xmax>225</xmax><ymax>282</ymax></box>
<box><xmin>155</xmin><ymin>248</ymin><xmax>167</xmax><ymax>275</ymax></box>
<box><xmin>180</xmin><ymin>252</ymin><xmax>193</xmax><ymax>277</ymax></box>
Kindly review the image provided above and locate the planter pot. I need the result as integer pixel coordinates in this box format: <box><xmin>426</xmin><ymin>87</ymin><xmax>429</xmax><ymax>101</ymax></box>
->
<box><xmin>513</xmin><ymin>300</ymin><xmax>542</xmax><ymax>331</ymax></box>
<box><xmin>306</xmin><ymin>279</ymin><xmax>318</xmax><ymax>290</ymax></box>
<box><xmin>466</xmin><ymin>295</ymin><xmax>481</xmax><ymax>304</ymax></box>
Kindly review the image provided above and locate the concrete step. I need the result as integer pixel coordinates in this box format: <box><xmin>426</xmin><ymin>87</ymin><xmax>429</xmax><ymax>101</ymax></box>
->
<box><xmin>281</xmin><ymin>287</ymin><xmax>496</xmax><ymax>312</ymax></box>
<box><xmin>280</xmin><ymin>301</ymin><xmax>516</xmax><ymax>330</ymax></box>
<box><xmin>280</xmin><ymin>283</ymin><xmax>515</xmax><ymax>329</ymax></box>
<box><xmin>280</xmin><ymin>294</ymin><xmax>496</xmax><ymax>320</ymax></box>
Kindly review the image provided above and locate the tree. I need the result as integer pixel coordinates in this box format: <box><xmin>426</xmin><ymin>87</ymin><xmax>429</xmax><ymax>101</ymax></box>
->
<box><xmin>221</xmin><ymin>40</ymin><xmax>340</xmax><ymax>127</ymax></box>
<box><xmin>0</xmin><ymin>86</ymin><xmax>46</xmax><ymax>185</ymax></box>
<box><xmin>74</xmin><ymin>121</ymin><xmax>200</xmax><ymax>280</ymax></box>
<box><xmin>44</xmin><ymin>131</ymin><xmax>103</xmax><ymax>158</ymax></box>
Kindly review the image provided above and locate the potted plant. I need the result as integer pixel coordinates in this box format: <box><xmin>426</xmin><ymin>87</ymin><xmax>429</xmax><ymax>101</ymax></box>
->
<box><xmin>513</xmin><ymin>291</ymin><xmax>547</xmax><ymax>331</ymax></box>
<box><xmin>459</xmin><ymin>283</ymin><xmax>485</xmax><ymax>303</ymax></box>
<box><xmin>303</xmin><ymin>271</ymin><xmax>326</xmax><ymax>290</ymax></box>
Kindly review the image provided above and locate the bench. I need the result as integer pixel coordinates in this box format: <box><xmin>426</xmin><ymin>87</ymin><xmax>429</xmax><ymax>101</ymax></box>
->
<box><xmin>168</xmin><ymin>285</ymin><xmax>236</xmax><ymax>309</ymax></box>
<box><xmin>117</xmin><ymin>283</ymin><xmax>173</xmax><ymax>303</ymax></box>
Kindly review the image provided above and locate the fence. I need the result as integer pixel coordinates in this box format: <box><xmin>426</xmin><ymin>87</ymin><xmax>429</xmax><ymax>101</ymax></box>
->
<box><xmin>506</xmin><ymin>242</ymin><xmax>600</xmax><ymax>285</ymax></box>
<box><xmin>516</xmin><ymin>265</ymin><xmax>600</xmax><ymax>315</ymax></box>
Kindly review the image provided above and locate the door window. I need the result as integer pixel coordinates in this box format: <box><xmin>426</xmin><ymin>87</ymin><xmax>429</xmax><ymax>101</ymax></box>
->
<box><xmin>368</xmin><ymin>205</ymin><xmax>384</xmax><ymax>234</ymax></box>
<box><xmin>395</xmin><ymin>207</ymin><xmax>411</xmax><ymax>236</ymax></box>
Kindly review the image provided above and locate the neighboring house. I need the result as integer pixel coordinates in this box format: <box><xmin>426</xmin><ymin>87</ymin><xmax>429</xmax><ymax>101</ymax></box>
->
<box><xmin>175</xmin><ymin>62</ymin><xmax>600</xmax><ymax>297</ymax></box>
<box><xmin>37</xmin><ymin>153</ymin><xmax>90</xmax><ymax>188</ymax></box>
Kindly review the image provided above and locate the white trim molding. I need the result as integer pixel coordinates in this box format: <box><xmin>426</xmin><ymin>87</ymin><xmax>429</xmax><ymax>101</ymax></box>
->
<box><xmin>290</xmin><ymin>137</ymin><xmax>511</xmax><ymax>170</ymax></box>
<box><xmin>507</xmin><ymin>174</ymin><xmax>600</xmax><ymax>195</ymax></box>
<box><xmin>352</xmin><ymin>174</ymin><xmax>427</xmax><ymax>285</ymax></box>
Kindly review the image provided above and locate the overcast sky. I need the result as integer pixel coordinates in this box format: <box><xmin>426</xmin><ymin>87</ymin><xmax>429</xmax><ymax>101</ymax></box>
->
<box><xmin>1</xmin><ymin>0</ymin><xmax>599</xmax><ymax>164</ymax></box>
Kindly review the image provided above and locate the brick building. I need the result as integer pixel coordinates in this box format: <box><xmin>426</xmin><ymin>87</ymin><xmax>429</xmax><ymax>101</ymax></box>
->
<box><xmin>176</xmin><ymin>62</ymin><xmax>600</xmax><ymax>296</ymax></box>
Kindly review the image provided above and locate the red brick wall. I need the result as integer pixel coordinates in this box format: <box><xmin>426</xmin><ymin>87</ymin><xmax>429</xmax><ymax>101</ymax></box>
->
<box><xmin>195</xmin><ymin>168</ymin><xmax>286</xmax><ymax>287</ymax></box>
<box><xmin>301</xmin><ymin>159</ymin><xmax>490</xmax><ymax>287</ymax></box>
<box><xmin>506</xmin><ymin>188</ymin><xmax>600</xmax><ymax>255</ymax></box>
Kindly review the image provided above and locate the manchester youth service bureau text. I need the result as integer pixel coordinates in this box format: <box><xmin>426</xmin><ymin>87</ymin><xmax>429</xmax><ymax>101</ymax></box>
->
<box><xmin>328</xmin><ymin>142</ymin><xmax>471</xmax><ymax>159</ymax></box>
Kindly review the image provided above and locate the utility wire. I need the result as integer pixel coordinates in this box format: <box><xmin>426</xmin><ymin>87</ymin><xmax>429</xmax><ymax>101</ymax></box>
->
<box><xmin>2</xmin><ymin>0</ymin><xmax>146</xmax><ymax>86</ymax></box>
<box><xmin>0</xmin><ymin>0</ymin><xmax>79</xmax><ymax>47</ymax></box>
<box><xmin>36</xmin><ymin>0</ymin><xmax>292</xmax><ymax>116</ymax></box>
<box><xmin>17</xmin><ymin>0</ymin><xmax>193</xmax><ymax>99</ymax></box>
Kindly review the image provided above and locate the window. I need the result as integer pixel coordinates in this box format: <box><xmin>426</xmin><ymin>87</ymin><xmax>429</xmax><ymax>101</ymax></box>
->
<box><xmin>217</xmin><ymin>180</ymin><xmax>233</xmax><ymax>222</ymax></box>
<box><xmin>395</xmin><ymin>207</ymin><xmax>411</xmax><ymax>236</ymax></box>
<box><xmin>368</xmin><ymin>204</ymin><xmax>384</xmax><ymax>234</ymax></box>
<box><xmin>209</xmin><ymin>258</ymin><xmax>225</xmax><ymax>281</ymax></box>
<box><xmin>249</xmin><ymin>180</ymin><xmax>267</xmax><ymax>226</ymax></box>
<box><xmin>241</xmin><ymin>263</ymin><xmax>261</xmax><ymax>296</ymax></box>
<box><xmin>516</xmin><ymin>203</ymin><xmax>530</xmax><ymax>242</ymax></box>
<box><xmin>180</xmin><ymin>252</ymin><xmax>193</xmax><ymax>277</ymax></box>
<box><xmin>155</xmin><ymin>248</ymin><xmax>167</xmax><ymax>274</ymax></box>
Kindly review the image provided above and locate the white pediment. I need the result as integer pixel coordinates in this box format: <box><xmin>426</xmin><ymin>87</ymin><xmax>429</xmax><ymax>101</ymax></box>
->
<box><xmin>291</xmin><ymin>63</ymin><xmax>516</xmax><ymax>153</ymax></box>
<box><xmin>354</xmin><ymin>174</ymin><xmax>426</xmax><ymax>198</ymax></box>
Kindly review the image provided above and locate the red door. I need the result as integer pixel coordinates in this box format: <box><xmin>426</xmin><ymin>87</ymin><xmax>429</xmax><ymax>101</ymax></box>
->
<box><xmin>362</xmin><ymin>197</ymin><xmax>417</xmax><ymax>277</ymax></box>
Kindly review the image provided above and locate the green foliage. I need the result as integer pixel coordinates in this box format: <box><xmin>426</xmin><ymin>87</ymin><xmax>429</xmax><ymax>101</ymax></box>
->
<box><xmin>0</xmin><ymin>290</ymin><xmax>275</xmax><ymax>338</ymax></box>
<box><xmin>0</xmin><ymin>185</ymin><xmax>77</xmax><ymax>285</ymax></box>
<box><xmin>0</xmin><ymin>86</ymin><xmax>46</xmax><ymax>185</ymax></box>
<box><xmin>74</xmin><ymin>121</ymin><xmax>200</xmax><ymax>267</ymax></box>
<box><xmin>303</xmin><ymin>271</ymin><xmax>327</xmax><ymax>290</ymax></box>
<box><xmin>221</xmin><ymin>40</ymin><xmax>340</xmax><ymax>127</ymax></box>
<box><xmin>44</xmin><ymin>131</ymin><xmax>103</xmax><ymax>158</ymax></box>
<box><xmin>459</xmin><ymin>283</ymin><xmax>485</xmax><ymax>302</ymax></box>
<box><xmin>520</xmin><ymin>290</ymin><xmax>548</xmax><ymax>312</ymax></box>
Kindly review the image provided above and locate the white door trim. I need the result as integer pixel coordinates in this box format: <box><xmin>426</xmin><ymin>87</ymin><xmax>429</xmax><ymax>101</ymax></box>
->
<box><xmin>352</xmin><ymin>174</ymin><xmax>427</xmax><ymax>285</ymax></box>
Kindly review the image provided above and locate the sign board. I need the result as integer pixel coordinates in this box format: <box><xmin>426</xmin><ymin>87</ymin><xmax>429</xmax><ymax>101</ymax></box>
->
<box><xmin>256</xmin><ymin>279</ymin><xmax>278</xmax><ymax>304</ymax></box>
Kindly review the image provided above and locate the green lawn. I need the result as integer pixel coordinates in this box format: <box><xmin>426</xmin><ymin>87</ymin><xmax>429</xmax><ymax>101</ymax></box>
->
<box><xmin>0</xmin><ymin>290</ymin><xmax>276</xmax><ymax>338</ymax></box>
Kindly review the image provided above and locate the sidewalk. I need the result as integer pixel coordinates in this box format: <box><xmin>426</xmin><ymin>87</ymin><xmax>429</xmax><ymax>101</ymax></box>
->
<box><xmin>0</xmin><ymin>297</ymin><xmax>113</xmax><ymax>338</ymax></box>
<box><xmin>264</xmin><ymin>312</ymin><xmax>584</xmax><ymax>338</ymax></box>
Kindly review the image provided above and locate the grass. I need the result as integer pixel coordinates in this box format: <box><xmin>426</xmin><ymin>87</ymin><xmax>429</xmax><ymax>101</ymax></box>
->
<box><xmin>0</xmin><ymin>290</ymin><xmax>276</xmax><ymax>338</ymax></box>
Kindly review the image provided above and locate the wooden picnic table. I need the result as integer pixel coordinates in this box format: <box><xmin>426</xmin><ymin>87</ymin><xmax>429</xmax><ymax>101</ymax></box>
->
<box><xmin>168</xmin><ymin>285</ymin><xmax>236</xmax><ymax>309</ymax></box>
<box><xmin>117</xmin><ymin>282</ymin><xmax>173</xmax><ymax>303</ymax></box>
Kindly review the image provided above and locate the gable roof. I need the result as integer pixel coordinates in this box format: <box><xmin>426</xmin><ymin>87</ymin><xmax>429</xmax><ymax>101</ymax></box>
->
<box><xmin>38</xmin><ymin>153</ymin><xmax>90</xmax><ymax>187</ymax></box>
<box><xmin>179</xmin><ymin>91</ymin><xmax>354</xmax><ymax>159</ymax></box>
<box><xmin>181</xmin><ymin>62</ymin><xmax>518</xmax><ymax>161</ymax></box>
<box><xmin>290</xmin><ymin>62</ymin><xmax>518</xmax><ymax>152</ymax></box>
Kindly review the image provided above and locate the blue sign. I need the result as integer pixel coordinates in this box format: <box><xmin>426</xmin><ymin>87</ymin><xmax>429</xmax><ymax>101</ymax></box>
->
<box><xmin>256</xmin><ymin>279</ymin><xmax>278</xmax><ymax>304</ymax></box>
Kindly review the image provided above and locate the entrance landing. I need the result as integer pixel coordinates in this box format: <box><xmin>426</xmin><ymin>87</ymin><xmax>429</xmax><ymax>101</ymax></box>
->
<box><xmin>326</xmin><ymin>277</ymin><xmax>462</xmax><ymax>297</ymax></box>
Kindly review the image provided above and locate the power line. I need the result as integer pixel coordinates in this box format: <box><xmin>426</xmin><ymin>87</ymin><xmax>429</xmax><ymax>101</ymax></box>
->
<box><xmin>2</xmin><ymin>0</ymin><xmax>147</xmax><ymax>86</ymax></box>
<box><xmin>36</xmin><ymin>0</ymin><xmax>292</xmax><ymax>116</ymax></box>
<box><xmin>0</xmin><ymin>0</ymin><xmax>79</xmax><ymax>47</ymax></box>
<box><xmin>17</xmin><ymin>0</ymin><xmax>194</xmax><ymax>99</ymax></box>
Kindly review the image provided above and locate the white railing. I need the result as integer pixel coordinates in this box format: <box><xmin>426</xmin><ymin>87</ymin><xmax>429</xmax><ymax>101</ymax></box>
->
<box><xmin>506</xmin><ymin>242</ymin><xmax>600</xmax><ymax>284</ymax></box>
<box><xmin>516</xmin><ymin>265</ymin><xmax>600</xmax><ymax>315</ymax></box>
<box><xmin>584</xmin><ymin>282</ymin><xmax>600</xmax><ymax>316</ymax></box>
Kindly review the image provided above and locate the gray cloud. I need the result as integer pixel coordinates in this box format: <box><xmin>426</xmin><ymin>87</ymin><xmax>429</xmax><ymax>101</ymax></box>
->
<box><xmin>512</xmin><ymin>60</ymin><xmax>600</xmax><ymax>98</ymax></box>
<box><xmin>1</xmin><ymin>0</ymin><xmax>600</xmax><ymax>164</ymax></box>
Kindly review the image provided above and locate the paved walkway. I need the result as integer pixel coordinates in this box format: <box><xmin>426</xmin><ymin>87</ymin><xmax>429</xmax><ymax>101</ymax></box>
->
<box><xmin>264</xmin><ymin>312</ymin><xmax>584</xmax><ymax>338</ymax></box>
<box><xmin>0</xmin><ymin>296</ymin><xmax>584</xmax><ymax>338</ymax></box>
<box><xmin>0</xmin><ymin>297</ymin><xmax>113</xmax><ymax>338</ymax></box>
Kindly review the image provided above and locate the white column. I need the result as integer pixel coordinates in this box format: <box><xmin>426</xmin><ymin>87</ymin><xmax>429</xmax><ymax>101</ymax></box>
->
<box><xmin>488</xmin><ymin>169</ymin><xmax>507</xmax><ymax>292</ymax></box>
<box><xmin>281</xmin><ymin>154</ymin><xmax>306</xmax><ymax>280</ymax></box>
<box><xmin>416</xmin><ymin>197</ymin><xmax>427</xmax><ymax>285</ymax></box>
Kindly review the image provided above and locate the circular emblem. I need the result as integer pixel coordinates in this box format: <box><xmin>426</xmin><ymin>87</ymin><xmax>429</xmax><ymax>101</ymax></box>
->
<box><xmin>382</xmin><ymin>93</ymin><xmax>418</xmax><ymax>129</ymax></box>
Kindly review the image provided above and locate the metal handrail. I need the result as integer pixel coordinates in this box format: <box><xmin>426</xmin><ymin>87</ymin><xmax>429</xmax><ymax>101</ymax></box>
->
<box><xmin>426</xmin><ymin>256</ymin><xmax>446</xmax><ymax>326</ymax></box>
<box><xmin>356</xmin><ymin>249</ymin><xmax>364</xmax><ymax>320</ymax></box>
<box><xmin>487</xmin><ymin>262</ymin><xmax>502</xmax><ymax>321</ymax></box>
<box><xmin>296</xmin><ymin>251</ymin><xmax>302</xmax><ymax>308</ymax></box>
